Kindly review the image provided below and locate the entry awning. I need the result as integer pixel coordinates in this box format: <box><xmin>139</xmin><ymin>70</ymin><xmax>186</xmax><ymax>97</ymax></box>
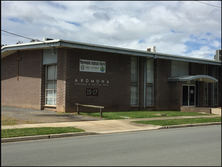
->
<box><xmin>168</xmin><ymin>75</ymin><xmax>218</xmax><ymax>83</ymax></box>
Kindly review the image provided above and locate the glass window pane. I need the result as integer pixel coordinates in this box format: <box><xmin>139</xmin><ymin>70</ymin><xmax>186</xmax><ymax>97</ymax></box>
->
<box><xmin>131</xmin><ymin>85</ymin><xmax>138</xmax><ymax>91</ymax></box>
<box><xmin>147</xmin><ymin>59</ymin><xmax>154</xmax><ymax>84</ymax></box>
<box><xmin>54</xmin><ymin>83</ymin><xmax>57</xmax><ymax>89</ymax></box>
<box><xmin>171</xmin><ymin>61</ymin><xmax>178</xmax><ymax>77</ymax></box>
<box><xmin>54</xmin><ymin>65</ymin><xmax>57</xmax><ymax>80</ymax></box>
<box><xmin>131</xmin><ymin>57</ymin><xmax>138</xmax><ymax>106</ymax></box>
<box><xmin>46</xmin><ymin>90</ymin><xmax>54</xmax><ymax>97</ymax></box>
<box><xmin>131</xmin><ymin>92</ymin><xmax>138</xmax><ymax>99</ymax></box>
<box><xmin>146</xmin><ymin>85</ymin><xmax>153</xmax><ymax>92</ymax></box>
<box><xmin>131</xmin><ymin>99</ymin><xmax>138</xmax><ymax>106</ymax></box>
<box><xmin>46</xmin><ymin>98</ymin><xmax>54</xmax><ymax>105</ymax></box>
<box><xmin>146</xmin><ymin>99</ymin><xmax>153</xmax><ymax>106</ymax></box>
<box><xmin>131</xmin><ymin>57</ymin><xmax>138</xmax><ymax>83</ymax></box>
<box><xmin>131</xmin><ymin>74</ymin><xmax>138</xmax><ymax>83</ymax></box>
<box><xmin>46</xmin><ymin>65</ymin><xmax>57</xmax><ymax>106</ymax></box>
<box><xmin>146</xmin><ymin>70</ymin><xmax>153</xmax><ymax>83</ymax></box>
<box><xmin>46</xmin><ymin>83</ymin><xmax>53</xmax><ymax>89</ymax></box>
<box><xmin>179</xmin><ymin>61</ymin><xmax>189</xmax><ymax>76</ymax></box>
<box><xmin>47</xmin><ymin>66</ymin><xmax>54</xmax><ymax>80</ymax></box>
<box><xmin>146</xmin><ymin>93</ymin><xmax>153</xmax><ymax>99</ymax></box>
<box><xmin>147</xmin><ymin>60</ymin><xmax>153</xmax><ymax>70</ymax></box>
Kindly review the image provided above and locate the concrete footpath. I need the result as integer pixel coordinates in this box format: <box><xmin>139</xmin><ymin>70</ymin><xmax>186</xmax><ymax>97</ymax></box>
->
<box><xmin>1</xmin><ymin>115</ymin><xmax>221</xmax><ymax>143</ymax></box>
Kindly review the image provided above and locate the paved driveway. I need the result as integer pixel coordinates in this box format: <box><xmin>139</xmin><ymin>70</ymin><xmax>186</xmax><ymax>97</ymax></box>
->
<box><xmin>1</xmin><ymin>106</ymin><xmax>102</xmax><ymax>124</ymax></box>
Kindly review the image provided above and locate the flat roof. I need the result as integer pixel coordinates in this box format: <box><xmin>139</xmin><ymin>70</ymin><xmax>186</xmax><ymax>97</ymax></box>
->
<box><xmin>1</xmin><ymin>39</ymin><xmax>221</xmax><ymax>66</ymax></box>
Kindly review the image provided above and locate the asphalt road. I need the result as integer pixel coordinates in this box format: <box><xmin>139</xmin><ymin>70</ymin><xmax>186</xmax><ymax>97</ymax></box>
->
<box><xmin>1</xmin><ymin>125</ymin><xmax>221</xmax><ymax>166</ymax></box>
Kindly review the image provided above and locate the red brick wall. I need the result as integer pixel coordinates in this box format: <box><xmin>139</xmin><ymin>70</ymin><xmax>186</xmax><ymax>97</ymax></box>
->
<box><xmin>1</xmin><ymin>50</ymin><xmax>43</xmax><ymax>109</ymax></box>
<box><xmin>168</xmin><ymin>82</ymin><xmax>182</xmax><ymax>110</ymax></box>
<box><xmin>154</xmin><ymin>59</ymin><xmax>171</xmax><ymax>110</ymax></box>
<box><xmin>189</xmin><ymin>62</ymin><xmax>205</xmax><ymax>75</ymax></box>
<box><xmin>2</xmin><ymin>48</ymin><xmax>220</xmax><ymax>113</ymax></box>
<box><xmin>56</xmin><ymin>48</ymin><xmax>68</xmax><ymax>112</ymax></box>
<box><xmin>208</xmin><ymin>65</ymin><xmax>221</xmax><ymax>107</ymax></box>
<box><xmin>64</xmin><ymin>48</ymin><xmax>131</xmax><ymax>112</ymax></box>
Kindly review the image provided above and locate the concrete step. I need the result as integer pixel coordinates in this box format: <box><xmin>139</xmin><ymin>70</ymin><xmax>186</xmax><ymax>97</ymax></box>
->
<box><xmin>180</xmin><ymin>107</ymin><xmax>211</xmax><ymax>113</ymax></box>
<box><xmin>211</xmin><ymin>108</ymin><xmax>221</xmax><ymax>116</ymax></box>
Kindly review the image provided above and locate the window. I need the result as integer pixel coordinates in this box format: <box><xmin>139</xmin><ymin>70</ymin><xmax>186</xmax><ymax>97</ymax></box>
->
<box><xmin>131</xmin><ymin>57</ymin><xmax>138</xmax><ymax>106</ymax></box>
<box><xmin>171</xmin><ymin>60</ymin><xmax>189</xmax><ymax>77</ymax></box>
<box><xmin>214</xmin><ymin>67</ymin><xmax>218</xmax><ymax>106</ymax></box>
<box><xmin>204</xmin><ymin>65</ymin><xmax>208</xmax><ymax>106</ymax></box>
<box><xmin>146</xmin><ymin>59</ymin><xmax>154</xmax><ymax>106</ymax></box>
<box><xmin>45</xmin><ymin>65</ymin><xmax>57</xmax><ymax>105</ymax></box>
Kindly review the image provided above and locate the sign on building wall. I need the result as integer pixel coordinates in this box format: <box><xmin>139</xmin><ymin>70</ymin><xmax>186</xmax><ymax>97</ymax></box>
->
<box><xmin>86</xmin><ymin>88</ymin><xmax>98</xmax><ymax>96</ymax></box>
<box><xmin>79</xmin><ymin>59</ymin><xmax>106</xmax><ymax>73</ymax></box>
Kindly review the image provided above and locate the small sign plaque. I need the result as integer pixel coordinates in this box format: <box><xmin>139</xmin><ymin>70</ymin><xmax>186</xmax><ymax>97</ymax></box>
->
<box><xmin>80</xmin><ymin>59</ymin><xmax>106</xmax><ymax>73</ymax></box>
<box><xmin>86</xmin><ymin>88</ymin><xmax>98</xmax><ymax>96</ymax></box>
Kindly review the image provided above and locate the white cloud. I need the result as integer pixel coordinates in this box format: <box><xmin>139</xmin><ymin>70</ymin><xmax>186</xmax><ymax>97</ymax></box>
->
<box><xmin>1</xmin><ymin>1</ymin><xmax>221</xmax><ymax>59</ymax></box>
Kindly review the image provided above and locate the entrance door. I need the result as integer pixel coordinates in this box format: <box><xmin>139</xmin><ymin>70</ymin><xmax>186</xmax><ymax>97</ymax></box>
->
<box><xmin>182</xmin><ymin>85</ymin><xmax>195</xmax><ymax>106</ymax></box>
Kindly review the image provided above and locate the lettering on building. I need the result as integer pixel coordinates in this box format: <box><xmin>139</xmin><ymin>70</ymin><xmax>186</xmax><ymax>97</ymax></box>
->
<box><xmin>75</xmin><ymin>79</ymin><xmax>109</xmax><ymax>86</ymax></box>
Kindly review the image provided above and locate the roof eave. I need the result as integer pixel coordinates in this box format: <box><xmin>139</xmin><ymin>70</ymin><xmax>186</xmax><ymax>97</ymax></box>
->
<box><xmin>59</xmin><ymin>41</ymin><xmax>155</xmax><ymax>58</ymax></box>
<box><xmin>1</xmin><ymin>41</ymin><xmax>61</xmax><ymax>58</ymax></box>
<box><xmin>1</xmin><ymin>39</ymin><xmax>221</xmax><ymax>66</ymax></box>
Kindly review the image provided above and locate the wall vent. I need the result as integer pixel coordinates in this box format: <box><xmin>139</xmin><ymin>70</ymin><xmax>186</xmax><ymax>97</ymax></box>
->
<box><xmin>214</xmin><ymin>49</ymin><xmax>221</xmax><ymax>61</ymax></box>
<box><xmin>147</xmin><ymin>46</ymin><xmax>156</xmax><ymax>52</ymax></box>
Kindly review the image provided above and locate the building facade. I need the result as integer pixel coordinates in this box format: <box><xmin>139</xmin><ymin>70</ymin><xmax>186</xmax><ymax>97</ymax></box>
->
<box><xmin>1</xmin><ymin>39</ymin><xmax>221</xmax><ymax>112</ymax></box>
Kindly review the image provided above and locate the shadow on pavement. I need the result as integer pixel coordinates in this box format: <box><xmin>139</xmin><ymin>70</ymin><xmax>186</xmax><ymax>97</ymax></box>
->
<box><xmin>1</xmin><ymin>106</ymin><xmax>103</xmax><ymax>124</ymax></box>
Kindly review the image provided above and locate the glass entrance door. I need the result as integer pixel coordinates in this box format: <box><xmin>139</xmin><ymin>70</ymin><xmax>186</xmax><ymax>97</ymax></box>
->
<box><xmin>182</xmin><ymin>85</ymin><xmax>195</xmax><ymax>106</ymax></box>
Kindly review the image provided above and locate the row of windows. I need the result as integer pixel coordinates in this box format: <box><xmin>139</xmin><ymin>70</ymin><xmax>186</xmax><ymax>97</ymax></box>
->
<box><xmin>131</xmin><ymin>59</ymin><xmax>219</xmax><ymax>107</ymax></box>
<box><xmin>214</xmin><ymin>68</ymin><xmax>219</xmax><ymax>106</ymax></box>
<box><xmin>44</xmin><ymin>54</ymin><xmax>219</xmax><ymax>108</ymax></box>
<box><xmin>130</xmin><ymin>57</ymin><xmax>154</xmax><ymax>106</ymax></box>
<box><xmin>204</xmin><ymin>65</ymin><xmax>219</xmax><ymax>106</ymax></box>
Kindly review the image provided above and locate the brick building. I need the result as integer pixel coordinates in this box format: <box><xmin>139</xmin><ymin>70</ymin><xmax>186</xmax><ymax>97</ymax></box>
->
<box><xmin>1</xmin><ymin>39</ymin><xmax>221</xmax><ymax>113</ymax></box>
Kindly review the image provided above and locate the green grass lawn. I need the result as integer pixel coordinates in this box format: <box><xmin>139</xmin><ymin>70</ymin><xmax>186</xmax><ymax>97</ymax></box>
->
<box><xmin>1</xmin><ymin>127</ymin><xmax>85</xmax><ymax>138</ymax></box>
<box><xmin>80</xmin><ymin>111</ymin><xmax>210</xmax><ymax>119</ymax></box>
<box><xmin>133</xmin><ymin>117</ymin><xmax>221</xmax><ymax>126</ymax></box>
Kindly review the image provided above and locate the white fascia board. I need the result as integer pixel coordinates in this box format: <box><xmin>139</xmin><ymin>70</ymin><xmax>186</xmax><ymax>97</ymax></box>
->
<box><xmin>1</xmin><ymin>41</ymin><xmax>61</xmax><ymax>58</ymax></box>
<box><xmin>59</xmin><ymin>39</ymin><xmax>221</xmax><ymax>65</ymax></box>
<box><xmin>1</xmin><ymin>39</ymin><xmax>221</xmax><ymax>66</ymax></box>
<box><xmin>60</xmin><ymin>41</ymin><xmax>155</xmax><ymax>58</ymax></box>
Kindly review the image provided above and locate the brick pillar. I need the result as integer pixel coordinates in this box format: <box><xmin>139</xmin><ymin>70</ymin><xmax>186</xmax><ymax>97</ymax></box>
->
<box><xmin>154</xmin><ymin>59</ymin><xmax>171</xmax><ymax>110</ymax></box>
<box><xmin>168</xmin><ymin>82</ymin><xmax>182</xmax><ymax>110</ymax></box>
<box><xmin>39</xmin><ymin>50</ymin><xmax>45</xmax><ymax>110</ymax></box>
<box><xmin>198</xmin><ymin>81</ymin><xmax>205</xmax><ymax>107</ymax></box>
<box><xmin>56</xmin><ymin>48</ymin><xmax>67</xmax><ymax>112</ymax></box>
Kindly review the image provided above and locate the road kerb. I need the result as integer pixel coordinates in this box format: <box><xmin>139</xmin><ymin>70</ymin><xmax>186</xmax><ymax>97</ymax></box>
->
<box><xmin>1</xmin><ymin>132</ymin><xmax>98</xmax><ymax>143</ymax></box>
<box><xmin>1</xmin><ymin>122</ymin><xmax>221</xmax><ymax>143</ymax></box>
<box><xmin>159</xmin><ymin>122</ymin><xmax>221</xmax><ymax>129</ymax></box>
<box><xmin>97</xmin><ymin>126</ymin><xmax>162</xmax><ymax>134</ymax></box>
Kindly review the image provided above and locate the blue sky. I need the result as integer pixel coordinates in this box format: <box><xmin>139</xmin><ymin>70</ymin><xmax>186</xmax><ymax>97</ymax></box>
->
<box><xmin>1</xmin><ymin>1</ymin><xmax>221</xmax><ymax>59</ymax></box>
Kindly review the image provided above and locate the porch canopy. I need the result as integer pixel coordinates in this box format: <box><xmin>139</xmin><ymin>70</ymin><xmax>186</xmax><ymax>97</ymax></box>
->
<box><xmin>168</xmin><ymin>75</ymin><xmax>218</xmax><ymax>83</ymax></box>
